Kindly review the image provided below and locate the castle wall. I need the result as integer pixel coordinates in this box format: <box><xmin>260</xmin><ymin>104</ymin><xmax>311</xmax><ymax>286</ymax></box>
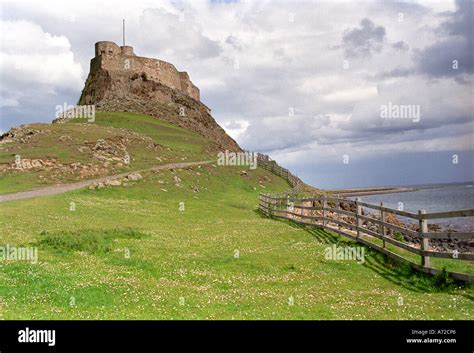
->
<box><xmin>91</xmin><ymin>41</ymin><xmax>199</xmax><ymax>101</ymax></box>
<box><xmin>120</xmin><ymin>46</ymin><xmax>134</xmax><ymax>56</ymax></box>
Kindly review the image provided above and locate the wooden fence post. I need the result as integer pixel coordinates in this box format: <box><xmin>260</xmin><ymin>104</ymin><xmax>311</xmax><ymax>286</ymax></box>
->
<box><xmin>356</xmin><ymin>198</ymin><xmax>362</xmax><ymax>238</ymax></box>
<box><xmin>269</xmin><ymin>195</ymin><xmax>274</xmax><ymax>217</ymax></box>
<box><xmin>300</xmin><ymin>198</ymin><xmax>304</xmax><ymax>222</ymax></box>
<box><xmin>419</xmin><ymin>209</ymin><xmax>430</xmax><ymax>268</ymax></box>
<box><xmin>336</xmin><ymin>198</ymin><xmax>341</xmax><ymax>229</ymax></box>
<box><xmin>380</xmin><ymin>202</ymin><xmax>386</xmax><ymax>248</ymax></box>
<box><xmin>322</xmin><ymin>196</ymin><xmax>327</xmax><ymax>228</ymax></box>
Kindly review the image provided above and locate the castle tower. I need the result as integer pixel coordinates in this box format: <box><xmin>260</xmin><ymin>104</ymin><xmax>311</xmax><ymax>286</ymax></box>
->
<box><xmin>95</xmin><ymin>41</ymin><xmax>121</xmax><ymax>57</ymax></box>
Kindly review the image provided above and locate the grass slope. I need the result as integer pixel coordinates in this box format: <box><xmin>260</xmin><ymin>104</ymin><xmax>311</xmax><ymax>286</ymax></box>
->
<box><xmin>1</xmin><ymin>111</ymin><xmax>472</xmax><ymax>319</ymax></box>
<box><xmin>1</xmin><ymin>163</ymin><xmax>473</xmax><ymax>319</ymax></box>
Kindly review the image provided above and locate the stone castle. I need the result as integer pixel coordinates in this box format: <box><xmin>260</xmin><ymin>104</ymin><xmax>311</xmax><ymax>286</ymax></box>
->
<box><xmin>91</xmin><ymin>41</ymin><xmax>200</xmax><ymax>101</ymax></box>
<box><xmin>78</xmin><ymin>41</ymin><xmax>241</xmax><ymax>152</ymax></box>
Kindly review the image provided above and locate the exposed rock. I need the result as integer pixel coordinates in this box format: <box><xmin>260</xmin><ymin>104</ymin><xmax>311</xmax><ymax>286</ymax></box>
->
<box><xmin>173</xmin><ymin>175</ymin><xmax>182</xmax><ymax>186</ymax></box>
<box><xmin>78</xmin><ymin>146</ymin><xmax>91</xmax><ymax>153</ymax></box>
<box><xmin>59</xmin><ymin>135</ymin><xmax>72</xmax><ymax>142</ymax></box>
<box><xmin>70</xmin><ymin>162</ymin><xmax>82</xmax><ymax>170</ymax></box>
<box><xmin>92</xmin><ymin>138</ymin><xmax>129</xmax><ymax>163</ymax></box>
<box><xmin>126</xmin><ymin>172</ymin><xmax>143</xmax><ymax>181</ymax></box>
<box><xmin>9</xmin><ymin>158</ymin><xmax>57</xmax><ymax>170</ymax></box>
<box><xmin>105</xmin><ymin>179</ymin><xmax>122</xmax><ymax>186</ymax></box>
<box><xmin>385</xmin><ymin>213</ymin><xmax>405</xmax><ymax>227</ymax></box>
<box><xmin>0</xmin><ymin>126</ymin><xmax>50</xmax><ymax>144</ymax></box>
<box><xmin>340</xmin><ymin>202</ymin><xmax>355</xmax><ymax>213</ymax></box>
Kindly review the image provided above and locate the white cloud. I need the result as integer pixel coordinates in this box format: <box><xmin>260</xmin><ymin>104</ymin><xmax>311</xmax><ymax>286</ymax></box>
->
<box><xmin>138</xmin><ymin>8</ymin><xmax>222</xmax><ymax>61</ymax></box>
<box><xmin>1</xmin><ymin>20</ymin><xmax>82</xmax><ymax>86</ymax></box>
<box><xmin>223</xmin><ymin>119</ymin><xmax>250</xmax><ymax>140</ymax></box>
<box><xmin>322</xmin><ymin>86</ymin><xmax>378</xmax><ymax>103</ymax></box>
<box><xmin>0</xmin><ymin>20</ymin><xmax>83</xmax><ymax>108</ymax></box>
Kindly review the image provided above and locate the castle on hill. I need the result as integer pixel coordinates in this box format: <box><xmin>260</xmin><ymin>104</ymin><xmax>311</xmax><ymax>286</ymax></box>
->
<box><xmin>91</xmin><ymin>41</ymin><xmax>200</xmax><ymax>101</ymax></box>
<box><xmin>77</xmin><ymin>40</ymin><xmax>241</xmax><ymax>152</ymax></box>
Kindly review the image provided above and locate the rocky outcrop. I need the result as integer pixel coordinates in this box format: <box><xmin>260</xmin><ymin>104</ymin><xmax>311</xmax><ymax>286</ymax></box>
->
<box><xmin>91</xmin><ymin>138</ymin><xmax>129</xmax><ymax>163</ymax></box>
<box><xmin>0</xmin><ymin>126</ymin><xmax>51</xmax><ymax>144</ymax></box>
<box><xmin>0</xmin><ymin>124</ymin><xmax>163</xmax><ymax>180</ymax></box>
<box><xmin>89</xmin><ymin>172</ymin><xmax>143</xmax><ymax>190</ymax></box>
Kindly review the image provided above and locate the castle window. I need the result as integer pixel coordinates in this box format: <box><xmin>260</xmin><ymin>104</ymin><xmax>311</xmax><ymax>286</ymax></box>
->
<box><xmin>101</xmin><ymin>50</ymin><xmax>105</xmax><ymax>55</ymax></box>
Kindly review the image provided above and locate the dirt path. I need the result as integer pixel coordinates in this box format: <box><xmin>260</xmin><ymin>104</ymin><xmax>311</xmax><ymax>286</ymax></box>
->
<box><xmin>0</xmin><ymin>160</ymin><xmax>213</xmax><ymax>203</ymax></box>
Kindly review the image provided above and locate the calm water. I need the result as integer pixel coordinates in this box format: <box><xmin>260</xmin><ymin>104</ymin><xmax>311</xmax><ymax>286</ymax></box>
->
<box><xmin>350</xmin><ymin>182</ymin><xmax>474</xmax><ymax>231</ymax></box>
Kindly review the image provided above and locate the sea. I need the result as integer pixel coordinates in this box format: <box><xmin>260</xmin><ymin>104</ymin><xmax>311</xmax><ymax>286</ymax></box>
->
<box><xmin>349</xmin><ymin>182</ymin><xmax>474</xmax><ymax>231</ymax></box>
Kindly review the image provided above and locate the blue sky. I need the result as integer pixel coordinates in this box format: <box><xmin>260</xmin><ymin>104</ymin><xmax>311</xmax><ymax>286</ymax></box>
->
<box><xmin>0</xmin><ymin>0</ymin><xmax>472</xmax><ymax>189</ymax></box>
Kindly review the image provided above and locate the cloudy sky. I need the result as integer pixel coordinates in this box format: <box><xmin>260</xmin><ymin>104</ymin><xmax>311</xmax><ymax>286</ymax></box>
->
<box><xmin>1</xmin><ymin>0</ymin><xmax>472</xmax><ymax>188</ymax></box>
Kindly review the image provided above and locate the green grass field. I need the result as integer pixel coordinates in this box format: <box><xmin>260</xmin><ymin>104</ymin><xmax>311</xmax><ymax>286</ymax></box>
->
<box><xmin>0</xmin><ymin>112</ymin><xmax>473</xmax><ymax>319</ymax></box>
<box><xmin>1</xmin><ymin>165</ymin><xmax>473</xmax><ymax>319</ymax></box>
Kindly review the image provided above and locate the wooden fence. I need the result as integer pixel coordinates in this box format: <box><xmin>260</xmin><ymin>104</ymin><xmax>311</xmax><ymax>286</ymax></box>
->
<box><xmin>257</xmin><ymin>156</ymin><xmax>474</xmax><ymax>283</ymax></box>
<box><xmin>256</xmin><ymin>153</ymin><xmax>301</xmax><ymax>195</ymax></box>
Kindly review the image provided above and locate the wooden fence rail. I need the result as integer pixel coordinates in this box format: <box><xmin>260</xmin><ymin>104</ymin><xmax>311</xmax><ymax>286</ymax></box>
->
<box><xmin>255</xmin><ymin>153</ymin><xmax>301</xmax><ymax>194</ymax></box>
<box><xmin>256</xmin><ymin>154</ymin><xmax>474</xmax><ymax>283</ymax></box>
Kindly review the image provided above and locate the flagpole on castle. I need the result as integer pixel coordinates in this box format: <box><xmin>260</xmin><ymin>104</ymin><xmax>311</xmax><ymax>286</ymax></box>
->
<box><xmin>122</xmin><ymin>19</ymin><xmax>125</xmax><ymax>46</ymax></box>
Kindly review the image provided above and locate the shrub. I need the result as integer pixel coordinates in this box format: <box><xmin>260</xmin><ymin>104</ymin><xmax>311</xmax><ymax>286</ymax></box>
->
<box><xmin>393</xmin><ymin>232</ymin><xmax>405</xmax><ymax>243</ymax></box>
<box><xmin>433</xmin><ymin>268</ymin><xmax>457</xmax><ymax>290</ymax></box>
<box><xmin>36</xmin><ymin>228</ymin><xmax>147</xmax><ymax>254</ymax></box>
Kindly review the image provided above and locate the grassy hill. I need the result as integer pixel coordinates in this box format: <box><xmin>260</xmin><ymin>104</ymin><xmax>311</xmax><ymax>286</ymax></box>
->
<box><xmin>0</xmin><ymin>112</ymin><xmax>213</xmax><ymax>194</ymax></box>
<box><xmin>0</xmin><ymin>112</ymin><xmax>473</xmax><ymax>319</ymax></box>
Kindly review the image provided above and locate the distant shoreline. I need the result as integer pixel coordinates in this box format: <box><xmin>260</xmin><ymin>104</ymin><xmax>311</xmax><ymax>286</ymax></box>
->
<box><xmin>326</xmin><ymin>187</ymin><xmax>417</xmax><ymax>197</ymax></box>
